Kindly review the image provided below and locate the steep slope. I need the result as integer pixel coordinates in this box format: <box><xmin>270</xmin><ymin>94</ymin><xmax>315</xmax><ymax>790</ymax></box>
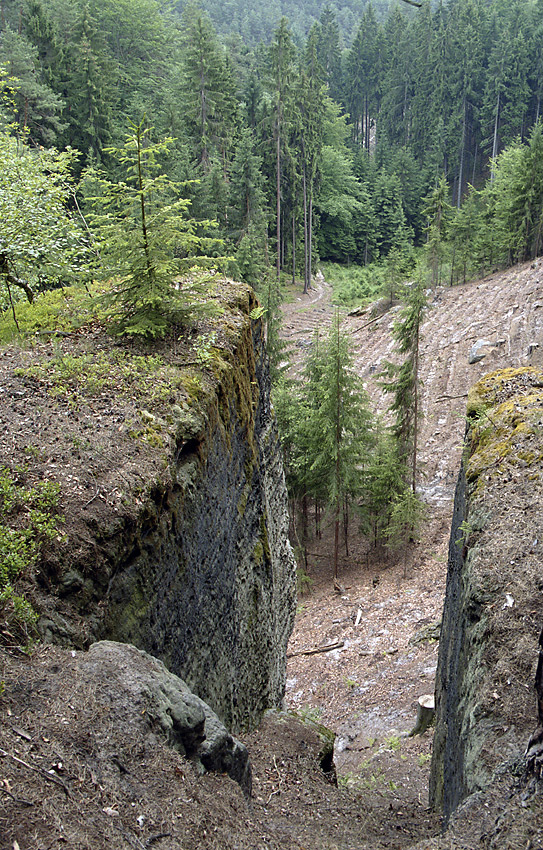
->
<box><xmin>2</xmin><ymin>262</ymin><xmax>543</xmax><ymax>850</ymax></box>
<box><xmin>0</xmin><ymin>280</ymin><xmax>296</xmax><ymax>732</ymax></box>
<box><xmin>281</xmin><ymin>259</ymin><xmax>543</xmax><ymax>842</ymax></box>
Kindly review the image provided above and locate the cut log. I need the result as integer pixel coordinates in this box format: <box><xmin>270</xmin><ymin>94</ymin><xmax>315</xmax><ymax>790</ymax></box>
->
<box><xmin>408</xmin><ymin>694</ymin><xmax>435</xmax><ymax>737</ymax></box>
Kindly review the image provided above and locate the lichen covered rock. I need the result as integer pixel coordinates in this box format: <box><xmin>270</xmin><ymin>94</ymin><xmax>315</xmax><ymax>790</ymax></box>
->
<box><xmin>82</xmin><ymin>641</ymin><xmax>252</xmax><ymax>794</ymax></box>
<box><xmin>430</xmin><ymin>367</ymin><xmax>543</xmax><ymax>822</ymax></box>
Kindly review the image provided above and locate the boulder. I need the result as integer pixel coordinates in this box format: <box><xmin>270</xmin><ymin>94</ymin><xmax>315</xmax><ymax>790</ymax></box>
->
<box><xmin>468</xmin><ymin>339</ymin><xmax>492</xmax><ymax>364</ymax></box>
<box><xmin>81</xmin><ymin>641</ymin><xmax>252</xmax><ymax>795</ymax></box>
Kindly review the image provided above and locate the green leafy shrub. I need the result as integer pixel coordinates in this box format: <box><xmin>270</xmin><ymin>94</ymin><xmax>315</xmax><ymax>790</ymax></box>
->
<box><xmin>321</xmin><ymin>261</ymin><xmax>385</xmax><ymax>308</ymax></box>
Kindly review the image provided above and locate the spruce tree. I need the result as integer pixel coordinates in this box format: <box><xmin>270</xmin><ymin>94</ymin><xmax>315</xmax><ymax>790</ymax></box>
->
<box><xmin>84</xmin><ymin>120</ymin><xmax>225</xmax><ymax>338</ymax></box>
<box><xmin>268</xmin><ymin>17</ymin><xmax>296</xmax><ymax>285</ymax></box>
<box><xmin>381</xmin><ymin>280</ymin><xmax>426</xmax><ymax>494</ymax></box>
<box><xmin>423</xmin><ymin>175</ymin><xmax>453</xmax><ymax>289</ymax></box>
<box><xmin>0</xmin><ymin>25</ymin><xmax>64</xmax><ymax>145</ymax></box>
<box><xmin>305</xmin><ymin>312</ymin><xmax>374</xmax><ymax>579</ymax></box>
<box><xmin>179</xmin><ymin>5</ymin><xmax>237</xmax><ymax>174</ymax></box>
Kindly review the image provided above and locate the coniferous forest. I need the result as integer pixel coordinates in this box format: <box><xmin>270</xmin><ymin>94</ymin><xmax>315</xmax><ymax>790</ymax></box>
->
<box><xmin>2</xmin><ymin>0</ymin><xmax>543</xmax><ymax>313</ymax></box>
<box><xmin>2</xmin><ymin>0</ymin><xmax>543</xmax><ymax>566</ymax></box>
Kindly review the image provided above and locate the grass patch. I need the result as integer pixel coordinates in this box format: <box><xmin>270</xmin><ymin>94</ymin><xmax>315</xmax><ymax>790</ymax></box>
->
<box><xmin>0</xmin><ymin>283</ymin><xmax>107</xmax><ymax>343</ymax></box>
<box><xmin>16</xmin><ymin>348</ymin><xmax>187</xmax><ymax>412</ymax></box>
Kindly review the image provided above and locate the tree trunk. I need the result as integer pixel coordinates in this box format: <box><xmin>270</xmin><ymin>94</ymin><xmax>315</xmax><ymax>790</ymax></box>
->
<box><xmin>292</xmin><ymin>208</ymin><xmax>296</xmax><ymax>286</ymax></box>
<box><xmin>490</xmin><ymin>91</ymin><xmax>500</xmax><ymax>182</ymax></box>
<box><xmin>0</xmin><ymin>254</ymin><xmax>34</xmax><ymax>303</ymax></box>
<box><xmin>303</xmin><ymin>162</ymin><xmax>309</xmax><ymax>294</ymax></box>
<box><xmin>301</xmin><ymin>490</ymin><xmax>308</xmax><ymax>570</ymax></box>
<box><xmin>276</xmin><ymin>124</ymin><xmax>281</xmax><ymax>286</ymax></box>
<box><xmin>412</xmin><ymin>313</ymin><xmax>420</xmax><ymax>494</ymax></box>
<box><xmin>343</xmin><ymin>495</ymin><xmax>349</xmax><ymax>557</ymax></box>
<box><xmin>308</xmin><ymin>194</ymin><xmax>313</xmax><ymax>291</ymax></box>
<box><xmin>456</xmin><ymin>98</ymin><xmax>467</xmax><ymax>209</ymax></box>
<box><xmin>408</xmin><ymin>695</ymin><xmax>435</xmax><ymax>736</ymax></box>
<box><xmin>334</xmin><ymin>314</ymin><xmax>341</xmax><ymax>580</ymax></box>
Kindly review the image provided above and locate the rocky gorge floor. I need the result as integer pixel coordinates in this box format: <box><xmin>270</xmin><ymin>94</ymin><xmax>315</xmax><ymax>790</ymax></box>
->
<box><xmin>2</xmin><ymin>261</ymin><xmax>543</xmax><ymax>849</ymax></box>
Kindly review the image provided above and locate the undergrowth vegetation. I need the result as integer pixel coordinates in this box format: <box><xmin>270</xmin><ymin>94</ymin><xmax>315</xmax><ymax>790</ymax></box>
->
<box><xmin>0</xmin><ymin>283</ymin><xmax>106</xmax><ymax>343</ymax></box>
<box><xmin>321</xmin><ymin>261</ymin><xmax>388</xmax><ymax>308</ymax></box>
<box><xmin>0</xmin><ymin>466</ymin><xmax>65</xmax><ymax>644</ymax></box>
<box><xmin>16</xmin><ymin>348</ymin><xmax>185</xmax><ymax>410</ymax></box>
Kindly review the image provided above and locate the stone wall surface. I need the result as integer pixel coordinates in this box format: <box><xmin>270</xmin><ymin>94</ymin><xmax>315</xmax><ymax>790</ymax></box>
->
<box><xmin>430</xmin><ymin>367</ymin><xmax>543</xmax><ymax>823</ymax></box>
<box><xmin>97</xmin><ymin>297</ymin><xmax>297</xmax><ymax>733</ymax></box>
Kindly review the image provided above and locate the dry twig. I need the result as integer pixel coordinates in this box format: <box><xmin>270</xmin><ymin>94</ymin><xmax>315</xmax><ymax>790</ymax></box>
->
<box><xmin>0</xmin><ymin>748</ymin><xmax>71</xmax><ymax>797</ymax></box>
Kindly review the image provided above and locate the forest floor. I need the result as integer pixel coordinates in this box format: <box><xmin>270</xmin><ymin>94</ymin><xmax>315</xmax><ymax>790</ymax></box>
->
<box><xmin>2</xmin><ymin>262</ymin><xmax>543</xmax><ymax>849</ymax></box>
<box><xmin>278</xmin><ymin>259</ymin><xmax>543</xmax><ymax>844</ymax></box>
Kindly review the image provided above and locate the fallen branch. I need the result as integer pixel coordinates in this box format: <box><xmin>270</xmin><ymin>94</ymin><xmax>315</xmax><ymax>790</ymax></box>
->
<box><xmin>0</xmin><ymin>748</ymin><xmax>71</xmax><ymax>797</ymax></box>
<box><xmin>83</xmin><ymin>488</ymin><xmax>100</xmax><ymax>509</ymax></box>
<box><xmin>266</xmin><ymin>755</ymin><xmax>284</xmax><ymax>805</ymax></box>
<box><xmin>0</xmin><ymin>785</ymin><xmax>34</xmax><ymax>807</ymax></box>
<box><xmin>349</xmin><ymin>313</ymin><xmax>385</xmax><ymax>335</ymax></box>
<box><xmin>146</xmin><ymin>835</ymin><xmax>173</xmax><ymax>848</ymax></box>
<box><xmin>288</xmin><ymin>641</ymin><xmax>345</xmax><ymax>658</ymax></box>
<box><xmin>434</xmin><ymin>393</ymin><xmax>468</xmax><ymax>402</ymax></box>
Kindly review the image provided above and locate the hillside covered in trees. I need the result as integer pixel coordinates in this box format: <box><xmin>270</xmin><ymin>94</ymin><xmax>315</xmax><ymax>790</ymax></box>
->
<box><xmin>1</xmin><ymin>0</ymin><xmax>543</xmax><ymax>309</ymax></box>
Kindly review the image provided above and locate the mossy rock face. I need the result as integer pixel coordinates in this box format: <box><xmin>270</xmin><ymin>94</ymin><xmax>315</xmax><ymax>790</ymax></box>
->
<box><xmin>466</xmin><ymin>367</ymin><xmax>543</xmax><ymax>489</ymax></box>
<box><xmin>431</xmin><ymin>366</ymin><xmax>543</xmax><ymax>823</ymax></box>
<box><xmin>98</xmin><ymin>288</ymin><xmax>297</xmax><ymax>734</ymax></box>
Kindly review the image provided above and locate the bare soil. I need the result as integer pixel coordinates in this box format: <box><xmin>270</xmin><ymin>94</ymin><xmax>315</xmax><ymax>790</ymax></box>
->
<box><xmin>2</xmin><ymin>262</ymin><xmax>543</xmax><ymax>849</ymax></box>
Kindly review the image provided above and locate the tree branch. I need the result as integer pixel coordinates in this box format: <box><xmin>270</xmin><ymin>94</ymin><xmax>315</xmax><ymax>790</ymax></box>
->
<box><xmin>0</xmin><ymin>253</ymin><xmax>34</xmax><ymax>303</ymax></box>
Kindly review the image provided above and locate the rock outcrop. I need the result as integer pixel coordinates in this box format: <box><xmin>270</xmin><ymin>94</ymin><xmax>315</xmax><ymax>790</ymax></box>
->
<box><xmin>80</xmin><ymin>641</ymin><xmax>252</xmax><ymax>794</ymax></box>
<box><xmin>4</xmin><ymin>282</ymin><xmax>297</xmax><ymax>735</ymax></box>
<box><xmin>430</xmin><ymin>367</ymin><xmax>543</xmax><ymax>823</ymax></box>
<box><xmin>94</xmin><ymin>290</ymin><xmax>297</xmax><ymax>733</ymax></box>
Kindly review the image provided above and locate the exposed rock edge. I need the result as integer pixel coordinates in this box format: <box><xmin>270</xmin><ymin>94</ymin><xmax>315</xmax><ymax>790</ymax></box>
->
<box><xmin>430</xmin><ymin>366</ymin><xmax>543</xmax><ymax>825</ymax></box>
<box><xmin>82</xmin><ymin>640</ymin><xmax>252</xmax><ymax>794</ymax></box>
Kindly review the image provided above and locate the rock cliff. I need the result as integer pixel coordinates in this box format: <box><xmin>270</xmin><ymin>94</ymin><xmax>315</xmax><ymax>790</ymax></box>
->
<box><xmin>430</xmin><ymin>366</ymin><xmax>543</xmax><ymax>823</ymax></box>
<box><xmin>98</xmin><ymin>295</ymin><xmax>297</xmax><ymax>732</ymax></box>
<box><xmin>1</xmin><ymin>281</ymin><xmax>297</xmax><ymax>734</ymax></box>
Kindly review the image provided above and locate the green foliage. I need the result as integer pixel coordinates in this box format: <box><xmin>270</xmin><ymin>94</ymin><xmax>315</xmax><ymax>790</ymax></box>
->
<box><xmin>306</xmin><ymin>313</ymin><xmax>374</xmax><ymax>509</ymax></box>
<box><xmin>296</xmin><ymin>564</ymin><xmax>314</xmax><ymax>596</ymax></box>
<box><xmin>323</xmin><ymin>261</ymin><xmax>385</xmax><ymax>308</ymax></box>
<box><xmin>179</xmin><ymin>5</ymin><xmax>239</xmax><ymax>175</ymax></box>
<box><xmin>361</xmin><ymin>429</ymin><xmax>406</xmax><ymax>547</ymax></box>
<box><xmin>381</xmin><ymin>280</ymin><xmax>427</xmax><ymax>491</ymax></box>
<box><xmin>0</xmin><ymin>131</ymin><xmax>86</xmax><ymax>311</ymax></box>
<box><xmin>423</xmin><ymin>176</ymin><xmax>453</xmax><ymax>288</ymax></box>
<box><xmin>83</xmin><ymin>119</ymin><xmax>227</xmax><ymax>338</ymax></box>
<box><xmin>0</xmin><ymin>283</ymin><xmax>105</xmax><ymax>343</ymax></box>
<box><xmin>0</xmin><ymin>25</ymin><xmax>64</xmax><ymax>145</ymax></box>
<box><xmin>257</xmin><ymin>274</ymin><xmax>286</xmax><ymax>382</ymax></box>
<box><xmin>17</xmin><ymin>347</ymin><xmax>185</xmax><ymax>412</ymax></box>
<box><xmin>385</xmin><ymin>488</ymin><xmax>427</xmax><ymax>554</ymax></box>
<box><xmin>0</xmin><ymin>466</ymin><xmax>64</xmax><ymax>643</ymax></box>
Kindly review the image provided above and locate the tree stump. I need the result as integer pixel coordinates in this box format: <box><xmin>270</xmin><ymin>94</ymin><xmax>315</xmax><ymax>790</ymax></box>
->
<box><xmin>408</xmin><ymin>694</ymin><xmax>435</xmax><ymax>737</ymax></box>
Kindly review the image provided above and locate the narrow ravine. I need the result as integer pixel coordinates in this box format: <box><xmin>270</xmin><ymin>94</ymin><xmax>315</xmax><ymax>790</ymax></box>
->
<box><xmin>280</xmin><ymin>259</ymin><xmax>543</xmax><ymax>835</ymax></box>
